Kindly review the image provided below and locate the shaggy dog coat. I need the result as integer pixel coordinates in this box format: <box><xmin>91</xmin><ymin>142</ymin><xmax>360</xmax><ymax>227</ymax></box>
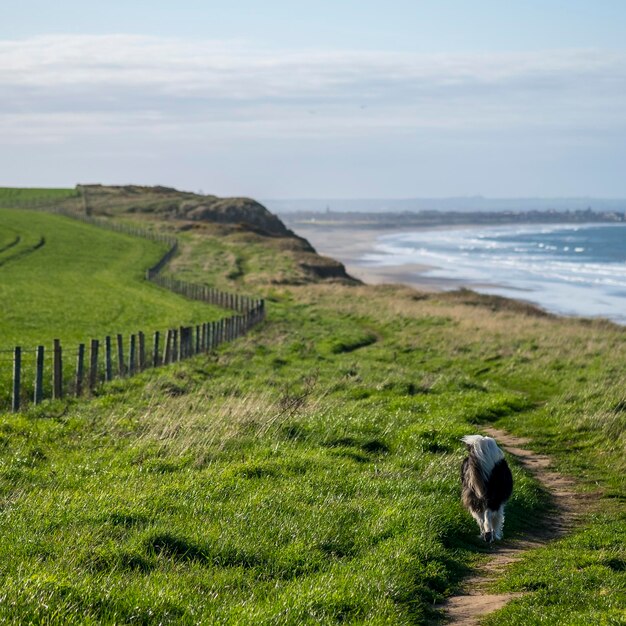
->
<box><xmin>461</xmin><ymin>435</ymin><xmax>513</xmax><ymax>542</ymax></box>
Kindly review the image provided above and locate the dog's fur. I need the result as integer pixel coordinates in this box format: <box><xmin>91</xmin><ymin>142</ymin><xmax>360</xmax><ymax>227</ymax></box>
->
<box><xmin>461</xmin><ymin>435</ymin><xmax>513</xmax><ymax>542</ymax></box>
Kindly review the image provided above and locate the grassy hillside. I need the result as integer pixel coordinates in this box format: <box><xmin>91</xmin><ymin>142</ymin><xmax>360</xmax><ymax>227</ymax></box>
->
<box><xmin>0</xmin><ymin>187</ymin><xmax>79</xmax><ymax>207</ymax></box>
<box><xmin>0</xmin><ymin>209</ymin><xmax>225</xmax><ymax>406</ymax></box>
<box><xmin>164</xmin><ymin>224</ymin><xmax>353</xmax><ymax>289</ymax></box>
<box><xmin>0</xmin><ymin>194</ymin><xmax>623</xmax><ymax>624</ymax></box>
<box><xmin>0</xmin><ymin>184</ymin><xmax>355</xmax><ymax>285</ymax></box>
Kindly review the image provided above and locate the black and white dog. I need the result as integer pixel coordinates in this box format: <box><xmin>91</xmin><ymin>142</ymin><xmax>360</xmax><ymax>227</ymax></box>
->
<box><xmin>461</xmin><ymin>435</ymin><xmax>513</xmax><ymax>543</ymax></box>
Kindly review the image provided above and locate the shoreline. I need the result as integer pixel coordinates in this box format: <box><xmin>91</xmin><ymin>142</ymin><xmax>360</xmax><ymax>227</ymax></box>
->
<box><xmin>294</xmin><ymin>224</ymin><xmax>475</xmax><ymax>292</ymax></box>
<box><xmin>292</xmin><ymin>222</ymin><xmax>626</xmax><ymax>325</ymax></box>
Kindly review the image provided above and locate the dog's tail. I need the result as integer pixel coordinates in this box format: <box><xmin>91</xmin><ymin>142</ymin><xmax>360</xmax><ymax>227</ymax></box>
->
<box><xmin>462</xmin><ymin>434</ymin><xmax>505</xmax><ymax>486</ymax></box>
<box><xmin>461</xmin><ymin>434</ymin><xmax>486</xmax><ymax>448</ymax></box>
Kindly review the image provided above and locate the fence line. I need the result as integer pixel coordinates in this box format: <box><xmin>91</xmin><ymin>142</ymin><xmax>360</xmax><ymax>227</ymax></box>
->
<box><xmin>0</xmin><ymin>195</ymin><xmax>81</xmax><ymax>211</ymax></box>
<box><xmin>2</xmin><ymin>207</ymin><xmax>266</xmax><ymax>412</ymax></box>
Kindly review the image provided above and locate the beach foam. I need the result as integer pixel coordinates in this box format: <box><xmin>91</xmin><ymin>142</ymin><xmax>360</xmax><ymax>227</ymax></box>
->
<box><xmin>363</xmin><ymin>223</ymin><xmax>626</xmax><ymax>323</ymax></box>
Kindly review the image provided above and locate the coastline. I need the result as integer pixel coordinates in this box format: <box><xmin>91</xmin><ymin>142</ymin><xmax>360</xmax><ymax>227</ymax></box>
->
<box><xmin>292</xmin><ymin>222</ymin><xmax>626</xmax><ymax>325</ymax></box>
<box><xmin>293</xmin><ymin>224</ymin><xmax>463</xmax><ymax>291</ymax></box>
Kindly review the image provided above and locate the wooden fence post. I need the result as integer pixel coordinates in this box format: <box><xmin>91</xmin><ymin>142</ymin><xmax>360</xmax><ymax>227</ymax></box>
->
<box><xmin>153</xmin><ymin>331</ymin><xmax>160</xmax><ymax>367</ymax></box>
<box><xmin>12</xmin><ymin>347</ymin><xmax>21</xmax><ymax>413</ymax></box>
<box><xmin>34</xmin><ymin>346</ymin><xmax>44</xmax><ymax>405</ymax></box>
<box><xmin>178</xmin><ymin>327</ymin><xmax>184</xmax><ymax>360</ymax></box>
<box><xmin>53</xmin><ymin>339</ymin><xmax>63</xmax><ymax>399</ymax></box>
<box><xmin>185</xmin><ymin>327</ymin><xmax>191</xmax><ymax>358</ymax></box>
<box><xmin>89</xmin><ymin>339</ymin><xmax>99</xmax><ymax>392</ymax></box>
<box><xmin>117</xmin><ymin>334</ymin><xmax>125</xmax><ymax>376</ymax></box>
<box><xmin>129</xmin><ymin>335</ymin><xmax>136</xmax><ymax>375</ymax></box>
<box><xmin>195</xmin><ymin>325</ymin><xmax>200</xmax><ymax>354</ymax></box>
<box><xmin>138</xmin><ymin>332</ymin><xmax>145</xmax><ymax>371</ymax></box>
<box><xmin>76</xmin><ymin>343</ymin><xmax>85</xmax><ymax>396</ymax></box>
<box><xmin>163</xmin><ymin>330</ymin><xmax>170</xmax><ymax>365</ymax></box>
<box><xmin>105</xmin><ymin>336</ymin><xmax>112</xmax><ymax>381</ymax></box>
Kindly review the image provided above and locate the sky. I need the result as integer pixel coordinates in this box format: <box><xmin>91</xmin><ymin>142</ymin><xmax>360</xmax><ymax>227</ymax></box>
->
<box><xmin>2</xmin><ymin>1</ymin><xmax>626</xmax><ymax>198</ymax></box>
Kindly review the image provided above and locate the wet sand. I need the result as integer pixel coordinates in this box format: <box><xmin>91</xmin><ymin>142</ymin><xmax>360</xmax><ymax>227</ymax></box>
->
<box><xmin>293</xmin><ymin>224</ymin><xmax>463</xmax><ymax>291</ymax></box>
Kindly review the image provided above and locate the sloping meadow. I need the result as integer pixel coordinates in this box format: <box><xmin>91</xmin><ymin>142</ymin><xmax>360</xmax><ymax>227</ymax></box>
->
<box><xmin>0</xmin><ymin>244</ymin><xmax>624</xmax><ymax>623</ymax></box>
<box><xmin>0</xmin><ymin>209</ymin><xmax>226</xmax><ymax>407</ymax></box>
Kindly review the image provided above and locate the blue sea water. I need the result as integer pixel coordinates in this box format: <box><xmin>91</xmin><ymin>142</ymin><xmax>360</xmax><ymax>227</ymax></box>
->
<box><xmin>363</xmin><ymin>223</ymin><xmax>626</xmax><ymax>323</ymax></box>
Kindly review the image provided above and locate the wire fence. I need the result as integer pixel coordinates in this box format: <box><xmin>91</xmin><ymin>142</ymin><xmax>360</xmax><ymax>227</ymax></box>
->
<box><xmin>1</xmin><ymin>206</ymin><xmax>266</xmax><ymax>412</ymax></box>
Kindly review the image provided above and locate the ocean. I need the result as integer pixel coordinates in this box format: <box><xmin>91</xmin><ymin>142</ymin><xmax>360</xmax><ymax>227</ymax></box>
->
<box><xmin>362</xmin><ymin>223</ymin><xmax>626</xmax><ymax>323</ymax></box>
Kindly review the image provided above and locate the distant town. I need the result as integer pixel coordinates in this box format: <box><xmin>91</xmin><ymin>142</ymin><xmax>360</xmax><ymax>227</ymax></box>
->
<box><xmin>281</xmin><ymin>207</ymin><xmax>626</xmax><ymax>230</ymax></box>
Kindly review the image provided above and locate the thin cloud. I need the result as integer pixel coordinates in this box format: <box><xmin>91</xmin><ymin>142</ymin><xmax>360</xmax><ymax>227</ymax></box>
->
<box><xmin>1</xmin><ymin>34</ymin><xmax>625</xmax><ymax>143</ymax></box>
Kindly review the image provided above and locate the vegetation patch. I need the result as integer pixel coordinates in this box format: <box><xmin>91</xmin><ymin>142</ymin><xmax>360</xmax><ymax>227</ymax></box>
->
<box><xmin>319</xmin><ymin>329</ymin><xmax>378</xmax><ymax>354</ymax></box>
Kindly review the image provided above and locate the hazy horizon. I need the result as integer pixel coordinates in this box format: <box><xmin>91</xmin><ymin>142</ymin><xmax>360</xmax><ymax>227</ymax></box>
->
<box><xmin>266</xmin><ymin>196</ymin><xmax>626</xmax><ymax>214</ymax></box>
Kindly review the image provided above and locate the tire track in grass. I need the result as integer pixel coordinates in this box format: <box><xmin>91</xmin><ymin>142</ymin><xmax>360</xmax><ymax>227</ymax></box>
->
<box><xmin>435</xmin><ymin>427</ymin><xmax>598</xmax><ymax>625</ymax></box>
<box><xmin>0</xmin><ymin>236</ymin><xmax>45</xmax><ymax>268</ymax></box>
<box><xmin>0</xmin><ymin>235</ymin><xmax>20</xmax><ymax>254</ymax></box>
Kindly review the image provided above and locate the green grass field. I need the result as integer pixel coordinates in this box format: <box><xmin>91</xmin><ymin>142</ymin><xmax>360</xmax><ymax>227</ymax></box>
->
<box><xmin>0</xmin><ymin>187</ymin><xmax>79</xmax><ymax>207</ymax></box>
<box><xmin>0</xmin><ymin>209</ymin><xmax>225</xmax><ymax>406</ymax></box>
<box><xmin>0</xmin><ymin>206</ymin><xmax>624</xmax><ymax>624</ymax></box>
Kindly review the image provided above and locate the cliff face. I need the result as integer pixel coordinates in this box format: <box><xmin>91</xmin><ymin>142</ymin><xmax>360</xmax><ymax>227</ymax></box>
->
<box><xmin>182</xmin><ymin>198</ymin><xmax>290</xmax><ymax>237</ymax></box>
<box><xmin>82</xmin><ymin>185</ymin><xmax>291</xmax><ymax>237</ymax></box>
<box><xmin>77</xmin><ymin>184</ymin><xmax>357</xmax><ymax>284</ymax></box>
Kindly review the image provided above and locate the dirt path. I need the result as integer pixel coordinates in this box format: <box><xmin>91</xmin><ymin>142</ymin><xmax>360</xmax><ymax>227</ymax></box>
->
<box><xmin>435</xmin><ymin>427</ymin><xmax>592</xmax><ymax>625</ymax></box>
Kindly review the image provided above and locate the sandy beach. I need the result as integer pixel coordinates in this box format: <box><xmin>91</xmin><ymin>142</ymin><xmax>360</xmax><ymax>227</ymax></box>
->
<box><xmin>291</xmin><ymin>222</ymin><xmax>626</xmax><ymax>325</ymax></box>
<box><xmin>293</xmin><ymin>224</ymin><xmax>462</xmax><ymax>291</ymax></box>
